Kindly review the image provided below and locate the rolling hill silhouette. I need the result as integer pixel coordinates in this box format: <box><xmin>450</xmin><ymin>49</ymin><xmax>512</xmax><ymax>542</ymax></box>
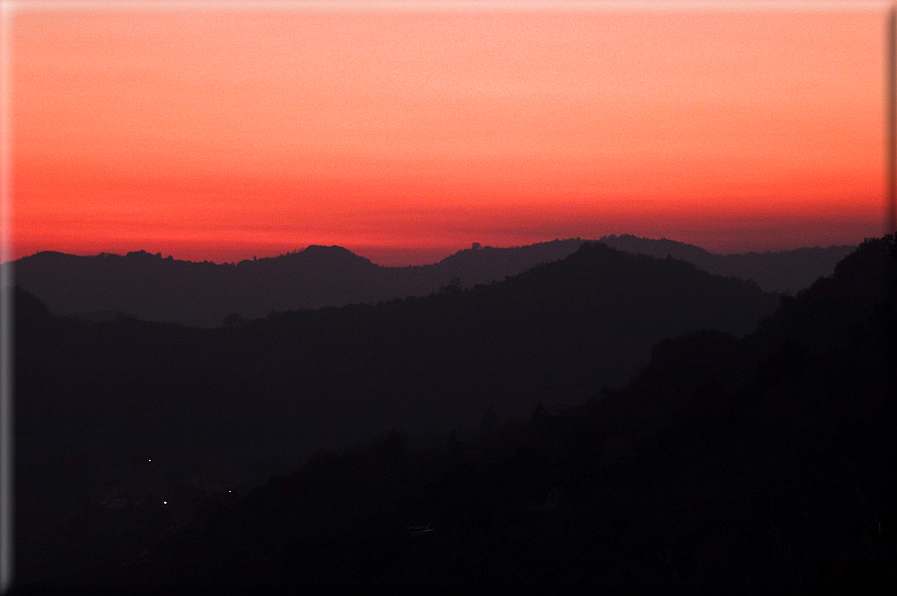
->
<box><xmin>8</xmin><ymin>240</ymin><xmax>581</xmax><ymax>327</ymax></box>
<box><xmin>596</xmin><ymin>234</ymin><xmax>855</xmax><ymax>294</ymax></box>
<box><xmin>97</xmin><ymin>235</ymin><xmax>893</xmax><ymax>592</ymax></box>
<box><xmin>13</xmin><ymin>241</ymin><xmax>782</xmax><ymax>588</ymax></box>
<box><xmin>7</xmin><ymin>237</ymin><xmax>852</xmax><ymax>327</ymax></box>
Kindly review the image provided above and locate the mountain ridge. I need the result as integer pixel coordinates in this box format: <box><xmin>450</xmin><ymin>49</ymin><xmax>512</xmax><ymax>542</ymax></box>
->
<box><xmin>12</xmin><ymin>236</ymin><xmax>893</xmax><ymax>591</ymax></box>
<box><xmin>7</xmin><ymin>236</ymin><xmax>854</xmax><ymax>327</ymax></box>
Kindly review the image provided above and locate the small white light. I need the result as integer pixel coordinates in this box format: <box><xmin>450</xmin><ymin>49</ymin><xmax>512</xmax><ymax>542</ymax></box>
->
<box><xmin>228</xmin><ymin>490</ymin><xmax>232</xmax><ymax>493</ymax></box>
<box><xmin>163</xmin><ymin>500</ymin><xmax>167</xmax><ymax>505</ymax></box>
<box><xmin>148</xmin><ymin>459</ymin><xmax>152</xmax><ymax>462</ymax></box>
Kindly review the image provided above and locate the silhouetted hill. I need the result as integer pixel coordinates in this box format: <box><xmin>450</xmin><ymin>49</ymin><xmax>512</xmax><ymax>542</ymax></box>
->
<box><xmin>750</xmin><ymin>235</ymin><xmax>897</xmax><ymax>353</ymax></box>
<box><xmin>107</xmin><ymin>236</ymin><xmax>894</xmax><ymax>592</ymax></box>
<box><xmin>9</xmin><ymin>247</ymin><xmax>384</xmax><ymax>327</ymax></box>
<box><xmin>13</xmin><ymin>242</ymin><xmax>781</xmax><ymax>589</ymax></box>
<box><xmin>598</xmin><ymin>234</ymin><xmax>855</xmax><ymax>294</ymax></box>
<box><xmin>6</xmin><ymin>237</ymin><xmax>849</xmax><ymax>326</ymax></box>
<box><xmin>427</xmin><ymin>239</ymin><xmax>585</xmax><ymax>286</ymax></box>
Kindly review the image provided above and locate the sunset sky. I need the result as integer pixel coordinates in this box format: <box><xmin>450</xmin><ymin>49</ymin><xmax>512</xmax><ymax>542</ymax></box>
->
<box><xmin>5</xmin><ymin>0</ymin><xmax>893</xmax><ymax>266</ymax></box>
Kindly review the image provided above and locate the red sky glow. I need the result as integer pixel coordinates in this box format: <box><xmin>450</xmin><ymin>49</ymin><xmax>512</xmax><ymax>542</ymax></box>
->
<box><xmin>6</xmin><ymin>1</ymin><xmax>892</xmax><ymax>266</ymax></box>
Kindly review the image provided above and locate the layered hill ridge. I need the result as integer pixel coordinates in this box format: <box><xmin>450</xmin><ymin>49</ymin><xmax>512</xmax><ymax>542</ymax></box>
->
<box><xmin>597</xmin><ymin>234</ymin><xmax>855</xmax><ymax>295</ymax></box>
<box><xmin>116</xmin><ymin>236</ymin><xmax>897</xmax><ymax>591</ymax></box>
<box><xmin>13</xmin><ymin>233</ymin><xmax>892</xmax><ymax>591</ymax></box>
<box><xmin>14</xmin><ymin>241</ymin><xmax>779</xmax><ymax>573</ymax></box>
<box><xmin>8</xmin><ymin>236</ymin><xmax>853</xmax><ymax>327</ymax></box>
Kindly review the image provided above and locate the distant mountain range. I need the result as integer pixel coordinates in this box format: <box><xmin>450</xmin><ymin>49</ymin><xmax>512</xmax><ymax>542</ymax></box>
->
<box><xmin>596</xmin><ymin>235</ymin><xmax>855</xmax><ymax>295</ymax></box>
<box><xmin>13</xmin><ymin>234</ymin><xmax>894</xmax><ymax>591</ymax></box>
<box><xmin>7</xmin><ymin>236</ymin><xmax>854</xmax><ymax>327</ymax></box>
<box><xmin>14</xmin><ymin>243</ymin><xmax>779</xmax><ymax>556</ymax></box>
<box><xmin>142</xmin><ymin>236</ymin><xmax>894</xmax><ymax>592</ymax></box>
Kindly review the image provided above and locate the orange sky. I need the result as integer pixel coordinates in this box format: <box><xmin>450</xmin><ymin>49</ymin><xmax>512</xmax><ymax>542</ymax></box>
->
<box><xmin>6</xmin><ymin>1</ymin><xmax>892</xmax><ymax>266</ymax></box>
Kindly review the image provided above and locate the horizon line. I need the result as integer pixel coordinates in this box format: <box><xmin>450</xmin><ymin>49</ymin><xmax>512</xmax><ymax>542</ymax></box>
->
<box><xmin>4</xmin><ymin>234</ymin><xmax>867</xmax><ymax>268</ymax></box>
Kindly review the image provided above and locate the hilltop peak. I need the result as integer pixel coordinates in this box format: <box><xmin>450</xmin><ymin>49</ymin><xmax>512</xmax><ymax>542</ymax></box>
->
<box><xmin>293</xmin><ymin>245</ymin><xmax>376</xmax><ymax>266</ymax></box>
<box><xmin>302</xmin><ymin>244</ymin><xmax>360</xmax><ymax>256</ymax></box>
<box><xmin>598</xmin><ymin>234</ymin><xmax>711</xmax><ymax>259</ymax></box>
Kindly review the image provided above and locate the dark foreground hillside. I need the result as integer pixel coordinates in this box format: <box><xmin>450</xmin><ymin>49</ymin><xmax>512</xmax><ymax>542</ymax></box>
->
<box><xmin>94</xmin><ymin>235</ymin><xmax>893</xmax><ymax>594</ymax></box>
<box><xmin>13</xmin><ymin>239</ymin><xmax>890</xmax><ymax>592</ymax></box>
